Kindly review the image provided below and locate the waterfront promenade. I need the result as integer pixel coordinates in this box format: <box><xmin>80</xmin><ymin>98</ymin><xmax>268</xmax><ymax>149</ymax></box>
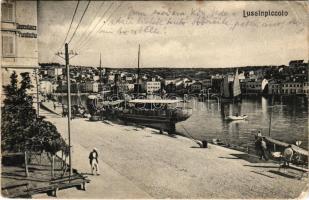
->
<box><xmin>35</xmin><ymin>109</ymin><xmax>308</xmax><ymax>199</ymax></box>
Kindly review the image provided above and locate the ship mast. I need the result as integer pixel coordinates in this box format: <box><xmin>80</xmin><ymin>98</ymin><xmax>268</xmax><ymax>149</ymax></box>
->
<box><xmin>137</xmin><ymin>44</ymin><xmax>141</xmax><ymax>94</ymax></box>
<box><xmin>137</xmin><ymin>44</ymin><xmax>140</xmax><ymax>84</ymax></box>
<box><xmin>99</xmin><ymin>52</ymin><xmax>102</xmax><ymax>80</ymax></box>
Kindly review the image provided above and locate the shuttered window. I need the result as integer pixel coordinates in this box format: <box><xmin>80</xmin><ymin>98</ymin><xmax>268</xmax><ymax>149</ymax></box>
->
<box><xmin>1</xmin><ymin>3</ymin><xmax>14</xmax><ymax>22</ymax></box>
<box><xmin>2</xmin><ymin>34</ymin><xmax>15</xmax><ymax>57</ymax></box>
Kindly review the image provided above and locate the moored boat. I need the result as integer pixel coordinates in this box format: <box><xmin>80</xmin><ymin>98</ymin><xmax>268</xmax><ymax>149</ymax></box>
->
<box><xmin>118</xmin><ymin>99</ymin><xmax>192</xmax><ymax>134</ymax></box>
<box><xmin>225</xmin><ymin>115</ymin><xmax>248</xmax><ymax>121</ymax></box>
<box><xmin>261</xmin><ymin>136</ymin><xmax>308</xmax><ymax>166</ymax></box>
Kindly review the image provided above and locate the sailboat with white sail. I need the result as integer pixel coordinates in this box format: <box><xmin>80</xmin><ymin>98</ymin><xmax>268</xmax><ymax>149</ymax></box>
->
<box><xmin>225</xmin><ymin>69</ymin><xmax>247</xmax><ymax>120</ymax></box>
<box><xmin>233</xmin><ymin>69</ymin><xmax>241</xmax><ymax>100</ymax></box>
<box><xmin>220</xmin><ymin>69</ymin><xmax>242</xmax><ymax>102</ymax></box>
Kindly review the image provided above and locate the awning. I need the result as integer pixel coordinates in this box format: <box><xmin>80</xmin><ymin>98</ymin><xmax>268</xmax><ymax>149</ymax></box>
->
<box><xmin>129</xmin><ymin>99</ymin><xmax>181</xmax><ymax>104</ymax></box>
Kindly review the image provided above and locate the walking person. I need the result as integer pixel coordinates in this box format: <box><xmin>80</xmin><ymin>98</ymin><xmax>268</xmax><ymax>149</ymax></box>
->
<box><xmin>89</xmin><ymin>148</ymin><xmax>100</xmax><ymax>175</ymax></box>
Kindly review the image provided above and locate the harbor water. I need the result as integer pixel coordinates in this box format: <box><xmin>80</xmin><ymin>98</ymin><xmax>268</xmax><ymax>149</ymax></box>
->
<box><xmin>57</xmin><ymin>94</ymin><xmax>308</xmax><ymax>151</ymax></box>
<box><xmin>178</xmin><ymin>96</ymin><xmax>308</xmax><ymax>151</ymax></box>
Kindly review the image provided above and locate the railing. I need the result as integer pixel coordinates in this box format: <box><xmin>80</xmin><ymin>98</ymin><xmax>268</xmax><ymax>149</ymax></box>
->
<box><xmin>124</xmin><ymin>107</ymin><xmax>192</xmax><ymax>120</ymax></box>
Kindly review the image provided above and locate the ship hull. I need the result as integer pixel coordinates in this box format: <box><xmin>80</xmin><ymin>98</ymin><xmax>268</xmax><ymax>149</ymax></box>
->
<box><xmin>221</xmin><ymin>95</ymin><xmax>242</xmax><ymax>103</ymax></box>
<box><xmin>120</xmin><ymin>114</ymin><xmax>174</xmax><ymax>132</ymax></box>
<box><xmin>117</xmin><ymin>111</ymin><xmax>191</xmax><ymax>134</ymax></box>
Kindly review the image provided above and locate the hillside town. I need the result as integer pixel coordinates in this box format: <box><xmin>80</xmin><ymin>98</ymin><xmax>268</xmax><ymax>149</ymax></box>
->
<box><xmin>39</xmin><ymin>60</ymin><xmax>308</xmax><ymax>97</ymax></box>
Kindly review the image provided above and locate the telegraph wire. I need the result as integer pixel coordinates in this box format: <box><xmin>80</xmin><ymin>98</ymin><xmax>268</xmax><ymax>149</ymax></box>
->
<box><xmin>76</xmin><ymin>1</ymin><xmax>124</xmax><ymax>53</ymax></box>
<box><xmin>98</xmin><ymin>1</ymin><xmax>124</xmax><ymax>32</ymax></box>
<box><xmin>61</xmin><ymin>0</ymin><xmax>80</xmax><ymax>46</ymax></box>
<box><xmin>73</xmin><ymin>2</ymin><xmax>115</xmax><ymax>52</ymax></box>
<box><xmin>67</xmin><ymin>0</ymin><xmax>92</xmax><ymax>44</ymax></box>
<box><xmin>71</xmin><ymin>1</ymin><xmax>105</xmax><ymax>49</ymax></box>
<box><xmin>51</xmin><ymin>0</ymin><xmax>80</xmax><ymax>63</ymax></box>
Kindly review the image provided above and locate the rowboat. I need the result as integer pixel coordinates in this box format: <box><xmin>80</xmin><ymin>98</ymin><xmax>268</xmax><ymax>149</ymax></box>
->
<box><xmin>226</xmin><ymin>115</ymin><xmax>248</xmax><ymax>121</ymax></box>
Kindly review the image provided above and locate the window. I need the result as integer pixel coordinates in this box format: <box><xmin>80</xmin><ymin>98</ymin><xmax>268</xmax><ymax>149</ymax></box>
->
<box><xmin>2</xmin><ymin>33</ymin><xmax>15</xmax><ymax>57</ymax></box>
<box><xmin>1</xmin><ymin>2</ymin><xmax>14</xmax><ymax>22</ymax></box>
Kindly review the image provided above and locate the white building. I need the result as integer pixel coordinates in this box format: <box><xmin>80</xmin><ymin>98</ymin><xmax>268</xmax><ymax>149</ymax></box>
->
<box><xmin>146</xmin><ymin>81</ymin><xmax>161</xmax><ymax>94</ymax></box>
<box><xmin>281</xmin><ymin>82</ymin><xmax>303</xmax><ymax>95</ymax></box>
<box><xmin>303</xmin><ymin>82</ymin><xmax>309</xmax><ymax>96</ymax></box>
<box><xmin>93</xmin><ymin>75</ymin><xmax>100</xmax><ymax>81</ymax></box>
<box><xmin>244</xmin><ymin>80</ymin><xmax>262</xmax><ymax>94</ymax></box>
<box><xmin>268</xmin><ymin>82</ymin><xmax>281</xmax><ymax>95</ymax></box>
<box><xmin>126</xmin><ymin>83</ymin><xmax>135</xmax><ymax>91</ymax></box>
<box><xmin>108</xmin><ymin>74</ymin><xmax>115</xmax><ymax>82</ymax></box>
<box><xmin>125</xmin><ymin>75</ymin><xmax>133</xmax><ymax>82</ymax></box>
<box><xmin>39</xmin><ymin>81</ymin><xmax>53</xmax><ymax>95</ymax></box>
<box><xmin>164</xmin><ymin>78</ymin><xmax>182</xmax><ymax>86</ymax></box>
<box><xmin>1</xmin><ymin>0</ymin><xmax>38</xmax><ymax>98</ymax></box>
<box><xmin>47</xmin><ymin>67</ymin><xmax>63</xmax><ymax>77</ymax></box>
<box><xmin>201</xmin><ymin>79</ymin><xmax>212</xmax><ymax>89</ymax></box>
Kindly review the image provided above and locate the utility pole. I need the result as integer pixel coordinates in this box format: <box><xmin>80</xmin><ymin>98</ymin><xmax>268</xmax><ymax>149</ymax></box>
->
<box><xmin>137</xmin><ymin>44</ymin><xmax>140</xmax><ymax>95</ymax></box>
<box><xmin>99</xmin><ymin>52</ymin><xmax>102</xmax><ymax>83</ymax></box>
<box><xmin>268</xmin><ymin>97</ymin><xmax>274</xmax><ymax>137</ymax></box>
<box><xmin>65</xmin><ymin>43</ymin><xmax>73</xmax><ymax>177</ymax></box>
<box><xmin>35</xmin><ymin>68</ymin><xmax>40</xmax><ymax>118</ymax></box>
<box><xmin>56</xmin><ymin>44</ymin><xmax>77</xmax><ymax>178</ymax></box>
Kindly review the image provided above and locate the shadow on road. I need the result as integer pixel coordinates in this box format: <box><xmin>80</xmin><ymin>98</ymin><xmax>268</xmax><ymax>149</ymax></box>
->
<box><xmin>250</xmin><ymin>171</ymin><xmax>274</xmax><ymax>178</ymax></box>
<box><xmin>244</xmin><ymin>165</ymin><xmax>279</xmax><ymax>169</ymax></box>
<box><xmin>230</xmin><ymin>153</ymin><xmax>270</xmax><ymax>163</ymax></box>
<box><xmin>218</xmin><ymin>156</ymin><xmax>240</xmax><ymax>159</ymax></box>
<box><xmin>268</xmin><ymin>170</ymin><xmax>298</xmax><ymax>179</ymax></box>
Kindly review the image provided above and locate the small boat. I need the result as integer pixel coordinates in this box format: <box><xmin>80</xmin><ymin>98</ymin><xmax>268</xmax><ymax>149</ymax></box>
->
<box><xmin>226</xmin><ymin>115</ymin><xmax>248</xmax><ymax>121</ymax></box>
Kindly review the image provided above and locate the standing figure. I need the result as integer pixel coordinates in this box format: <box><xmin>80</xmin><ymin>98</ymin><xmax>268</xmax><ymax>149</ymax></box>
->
<box><xmin>254</xmin><ymin>133</ymin><xmax>262</xmax><ymax>158</ymax></box>
<box><xmin>89</xmin><ymin>148</ymin><xmax>100</xmax><ymax>175</ymax></box>
<box><xmin>283</xmin><ymin>145</ymin><xmax>294</xmax><ymax>166</ymax></box>
<box><xmin>260</xmin><ymin>137</ymin><xmax>269</xmax><ymax>161</ymax></box>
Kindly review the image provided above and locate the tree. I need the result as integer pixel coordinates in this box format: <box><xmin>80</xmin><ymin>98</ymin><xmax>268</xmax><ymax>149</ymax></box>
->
<box><xmin>1</xmin><ymin>71</ymin><xmax>19</xmax><ymax>151</ymax></box>
<box><xmin>1</xmin><ymin>71</ymin><xmax>66</xmax><ymax>154</ymax></box>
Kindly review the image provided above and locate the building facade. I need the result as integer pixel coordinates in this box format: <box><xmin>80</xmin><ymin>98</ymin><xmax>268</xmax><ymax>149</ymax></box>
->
<box><xmin>243</xmin><ymin>80</ymin><xmax>262</xmax><ymax>94</ymax></box>
<box><xmin>146</xmin><ymin>81</ymin><xmax>161</xmax><ymax>94</ymax></box>
<box><xmin>281</xmin><ymin>82</ymin><xmax>303</xmax><ymax>95</ymax></box>
<box><xmin>303</xmin><ymin>82</ymin><xmax>309</xmax><ymax>96</ymax></box>
<box><xmin>47</xmin><ymin>67</ymin><xmax>63</xmax><ymax>77</ymax></box>
<box><xmin>1</xmin><ymin>0</ymin><xmax>38</xmax><ymax>98</ymax></box>
<box><xmin>201</xmin><ymin>79</ymin><xmax>212</xmax><ymax>89</ymax></box>
<box><xmin>39</xmin><ymin>80</ymin><xmax>53</xmax><ymax>95</ymax></box>
<box><xmin>189</xmin><ymin>81</ymin><xmax>202</xmax><ymax>93</ymax></box>
<box><xmin>268</xmin><ymin>82</ymin><xmax>282</xmax><ymax>95</ymax></box>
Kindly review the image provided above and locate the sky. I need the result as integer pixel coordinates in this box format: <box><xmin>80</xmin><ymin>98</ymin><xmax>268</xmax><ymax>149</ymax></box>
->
<box><xmin>38</xmin><ymin>1</ymin><xmax>308</xmax><ymax>68</ymax></box>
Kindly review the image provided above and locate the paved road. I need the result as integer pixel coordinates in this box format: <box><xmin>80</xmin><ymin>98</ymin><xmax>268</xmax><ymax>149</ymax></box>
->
<box><xmin>35</xmin><ymin>109</ymin><xmax>308</xmax><ymax>199</ymax></box>
<box><xmin>35</xmin><ymin>109</ymin><xmax>152</xmax><ymax>199</ymax></box>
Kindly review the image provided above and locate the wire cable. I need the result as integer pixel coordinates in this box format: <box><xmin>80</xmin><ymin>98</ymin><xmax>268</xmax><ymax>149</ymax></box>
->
<box><xmin>73</xmin><ymin>2</ymin><xmax>115</xmax><ymax>52</ymax></box>
<box><xmin>97</xmin><ymin>1</ymin><xmax>123</xmax><ymax>33</ymax></box>
<box><xmin>71</xmin><ymin>1</ymin><xmax>105</xmax><ymax>49</ymax></box>
<box><xmin>50</xmin><ymin>0</ymin><xmax>80</xmax><ymax>63</ymax></box>
<box><xmin>61</xmin><ymin>0</ymin><xmax>80</xmax><ymax>46</ymax></box>
<box><xmin>76</xmin><ymin>1</ymin><xmax>124</xmax><ymax>53</ymax></box>
<box><xmin>67</xmin><ymin>0</ymin><xmax>91</xmax><ymax>44</ymax></box>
